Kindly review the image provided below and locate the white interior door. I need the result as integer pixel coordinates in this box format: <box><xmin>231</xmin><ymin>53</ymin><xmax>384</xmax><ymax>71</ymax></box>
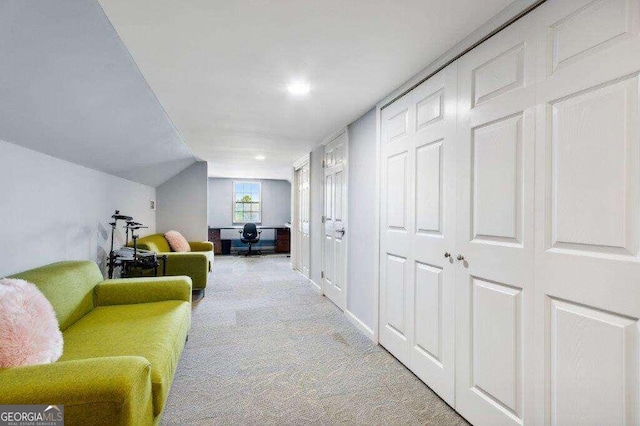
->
<box><xmin>379</xmin><ymin>65</ymin><xmax>457</xmax><ymax>404</ymax></box>
<box><xmin>533</xmin><ymin>0</ymin><xmax>640</xmax><ymax>424</ymax></box>
<box><xmin>293</xmin><ymin>167</ymin><xmax>302</xmax><ymax>271</ymax></box>
<box><xmin>455</xmin><ymin>15</ymin><xmax>537</xmax><ymax>426</ymax></box>
<box><xmin>293</xmin><ymin>161</ymin><xmax>310</xmax><ymax>276</ymax></box>
<box><xmin>323</xmin><ymin>132</ymin><xmax>347</xmax><ymax>309</ymax></box>
<box><xmin>300</xmin><ymin>162</ymin><xmax>310</xmax><ymax>277</ymax></box>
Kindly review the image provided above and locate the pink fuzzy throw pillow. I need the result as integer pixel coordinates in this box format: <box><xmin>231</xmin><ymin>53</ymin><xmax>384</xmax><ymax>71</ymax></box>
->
<box><xmin>0</xmin><ymin>278</ymin><xmax>63</xmax><ymax>368</ymax></box>
<box><xmin>165</xmin><ymin>230</ymin><xmax>191</xmax><ymax>252</ymax></box>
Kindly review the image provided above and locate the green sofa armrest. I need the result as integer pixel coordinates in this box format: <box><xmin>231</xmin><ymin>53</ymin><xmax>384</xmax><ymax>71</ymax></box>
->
<box><xmin>189</xmin><ymin>241</ymin><xmax>213</xmax><ymax>252</ymax></box>
<box><xmin>0</xmin><ymin>356</ymin><xmax>153</xmax><ymax>426</ymax></box>
<box><xmin>161</xmin><ymin>252</ymin><xmax>209</xmax><ymax>290</ymax></box>
<box><xmin>94</xmin><ymin>276</ymin><xmax>192</xmax><ymax>306</ymax></box>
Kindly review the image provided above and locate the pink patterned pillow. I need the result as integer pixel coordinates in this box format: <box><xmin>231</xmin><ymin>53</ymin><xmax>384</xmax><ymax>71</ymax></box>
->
<box><xmin>165</xmin><ymin>230</ymin><xmax>191</xmax><ymax>252</ymax></box>
<box><xmin>0</xmin><ymin>278</ymin><xmax>63</xmax><ymax>368</ymax></box>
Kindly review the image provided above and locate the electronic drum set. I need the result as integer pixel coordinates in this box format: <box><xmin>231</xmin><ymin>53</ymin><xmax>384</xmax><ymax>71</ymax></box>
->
<box><xmin>107</xmin><ymin>210</ymin><xmax>166</xmax><ymax>279</ymax></box>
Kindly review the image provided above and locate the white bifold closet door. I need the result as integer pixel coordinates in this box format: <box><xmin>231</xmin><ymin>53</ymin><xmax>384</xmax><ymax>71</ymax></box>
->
<box><xmin>532</xmin><ymin>0</ymin><xmax>640</xmax><ymax>424</ymax></box>
<box><xmin>454</xmin><ymin>14</ymin><xmax>537</xmax><ymax>426</ymax></box>
<box><xmin>379</xmin><ymin>64</ymin><xmax>458</xmax><ymax>405</ymax></box>
<box><xmin>379</xmin><ymin>1</ymin><xmax>640</xmax><ymax>425</ymax></box>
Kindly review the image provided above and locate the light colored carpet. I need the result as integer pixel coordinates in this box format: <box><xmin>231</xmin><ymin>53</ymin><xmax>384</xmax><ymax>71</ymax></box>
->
<box><xmin>162</xmin><ymin>254</ymin><xmax>467</xmax><ymax>425</ymax></box>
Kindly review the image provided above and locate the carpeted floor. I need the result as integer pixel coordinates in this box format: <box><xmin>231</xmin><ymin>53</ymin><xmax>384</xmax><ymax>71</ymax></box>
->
<box><xmin>162</xmin><ymin>254</ymin><xmax>467</xmax><ymax>425</ymax></box>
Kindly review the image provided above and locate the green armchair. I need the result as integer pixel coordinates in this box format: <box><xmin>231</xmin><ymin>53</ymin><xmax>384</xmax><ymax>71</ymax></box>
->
<box><xmin>131</xmin><ymin>234</ymin><xmax>213</xmax><ymax>293</ymax></box>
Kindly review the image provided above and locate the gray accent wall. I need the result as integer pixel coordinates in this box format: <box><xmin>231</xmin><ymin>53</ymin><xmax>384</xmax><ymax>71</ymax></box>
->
<box><xmin>157</xmin><ymin>162</ymin><xmax>209</xmax><ymax>241</ymax></box>
<box><xmin>208</xmin><ymin>178</ymin><xmax>291</xmax><ymax>241</ymax></box>
<box><xmin>346</xmin><ymin>108</ymin><xmax>377</xmax><ymax>331</ymax></box>
<box><xmin>0</xmin><ymin>139</ymin><xmax>156</xmax><ymax>278</ymax></box>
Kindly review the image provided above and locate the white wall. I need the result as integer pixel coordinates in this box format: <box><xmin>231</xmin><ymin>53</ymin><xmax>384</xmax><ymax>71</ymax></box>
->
<box><xmin>208</xmin><ymin>177</ymin><xmax>291</xmax><ymax>240</ymax></box>
<box><xmin>0</xmin><ymin>139</ymin><xmax>156</xmax><ymax>277</ymax></box>
<box><xmin>156</xmin><ymin>161</ymin><xmax>209</xmax><ymax>241</ymax></box>
<box><xmin>346</xmin><ymin>108</ymin><xmax>377</xmax><ymax>330</ymax></box>
<box><xmin>309</xmin><ymin>146</ymin><xmax>324</xmax><ymax>286</ymax></box>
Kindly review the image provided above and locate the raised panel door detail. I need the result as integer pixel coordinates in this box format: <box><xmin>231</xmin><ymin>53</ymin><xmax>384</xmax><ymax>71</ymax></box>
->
<box><xmin>387</xmin><ymin>109</ymin><xmax>408</xmax><ymax>142</ymax></box>
<box><xmin>549</xmin><ymin>298</ymin><xmax>638</xmax><ymax>425</ymax></box>
<box><xmin>550</xmin><ymin>0</ymin><xmax>630</xmax><ymax>72</ymax></box>
<box><xmin>387</xmin><ymin>152</ymin><xmax>408</xmax><ymax>230</ymax></box>
<box><xmin>334</xmin><ymin>237</ymin><xmax>344</xmax><ymax>291</ymax></box>
<box><xmin>472</xmin><ymin>114</ymin><xmax>523</xmax><ymax>246</ymax></box>
<box><xmin>417</xmin><ymin>89</ymin><xmax>444</xmax><ymax>130</ymax></box>
<box><xmin>385</xmin><ymin>254</ymin><xmax>407</xmax><ymax>338</ymax></box>
<box><xmin>550</xmin><ymin>75</ymin><xmax>639</xmax><ymax>255</ymax></box>
<box><xmin>472</xmin><ymin>277</ymin><xmax>522</xmax><ymax>418</ymax></box>
<box><xmin>335</xmin><ymin>170</ymin><xmax>344</xmax><ymax>221</ymax></box>
<box><xmin>473</xmin><ymin>43</ymin><xmax>524</xmax><ymax>106</ymax></box>
<box><xmin>416</xmin><ymin>140</ymin><xmax>443</xmax><ymax>235</ymax></box>
<box><xmin>414</xmin><ymin>262</ymin><xmax>442</xmax><ymax>363</ymax></box>
<box><xmin>324</xmin><ymin>234</ymin><xmax>333</xmax><ymax>284</ymax></box>
<box><xmin>325</xmin><ymin>174</ymin><xmax>333</xmax><ymax>220</ymax></box>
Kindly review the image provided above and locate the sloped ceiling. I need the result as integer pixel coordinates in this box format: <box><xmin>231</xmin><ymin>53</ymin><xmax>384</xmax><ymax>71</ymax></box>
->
<box><xmin>0</xmin><ymin>0</ymin><xmax>195</xmax><ymax>187</ymax></box>
<box><xmin>98</xmin><ymin>0</ymin><xmax>515</xmax><ymax>180</ymax></box>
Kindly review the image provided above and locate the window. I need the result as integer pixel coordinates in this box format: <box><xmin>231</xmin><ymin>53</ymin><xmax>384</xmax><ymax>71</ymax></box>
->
<box><xmin>233</xmin><ymin>181</ymin><xmax>261</xmax><ymax>224</ymax></box>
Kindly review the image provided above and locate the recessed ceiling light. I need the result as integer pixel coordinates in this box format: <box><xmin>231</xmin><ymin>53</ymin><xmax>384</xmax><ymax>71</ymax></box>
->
<box><xmin>287</xmin><ymin>81</ymin><xmax>311</xmax><ymax>96</ymax></box>
<box><xmin>255</xmin><ymin>155</ymin><xmax>265</xmax><ymax>161</ymax></box>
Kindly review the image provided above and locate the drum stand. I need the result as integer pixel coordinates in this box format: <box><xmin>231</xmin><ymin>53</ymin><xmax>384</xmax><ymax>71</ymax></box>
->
<box><xmin>107</xmin><ymin>210</ymin><xmax>132</xmax><ymax>279</ymax></box>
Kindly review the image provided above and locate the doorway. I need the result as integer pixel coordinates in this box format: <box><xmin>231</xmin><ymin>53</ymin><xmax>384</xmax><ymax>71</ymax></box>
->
<box><xmin>292</xmin><ymin>157</ymin><xmax>310</xmax><ymax>277</ymax></box>
<box><xmin>322</xmin><ymin>130</ymin><xmax>348</xmax><ymax>310</ymax></box>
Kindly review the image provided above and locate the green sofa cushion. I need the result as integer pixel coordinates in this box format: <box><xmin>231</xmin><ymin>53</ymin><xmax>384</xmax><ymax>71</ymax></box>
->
<box><xmin>136</xmin><ymin>234</ymin><xmax>172</xmax><ymax>253</ymax></box>
<box><xmin>9</xmin><ymin>261</ymin><xmax>103</xmax><ymax>332</ymax></box>
<box><xmin>60</xmin><ymin>300</ymin><xmax>191</xmax><ymax>418</ymax></box>
<box><xmin>0</xmin><ymin>356</ymin><xmax>154</xmax><ymax>426</ymax></box>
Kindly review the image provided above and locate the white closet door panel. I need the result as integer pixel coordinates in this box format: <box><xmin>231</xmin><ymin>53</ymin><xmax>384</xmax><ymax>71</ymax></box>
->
<box><xmin>533</xmin><ymin>1</ymin><xmax>640</xmax><ymax>424</ymax></box>
<box><xmin>408</xmin><ymin>65</ymin><xmax>457</xmax><ymax>405</ymax></box>
<box><xmin>380</xmin><ymin>65</ymin><xmax>456</xmax><ymax>404</ymax></box>
<box><xmin>455</xmin><ymin>14</ymin><xmax>537</xmax><ymax>426</ymax></box>
<box><xmin>380</xmin><ymin>100</ymin><xmax>414</xmax><ymax>364</ymax></box>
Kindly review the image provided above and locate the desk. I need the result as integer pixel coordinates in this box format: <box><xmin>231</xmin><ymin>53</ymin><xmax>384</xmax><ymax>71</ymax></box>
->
<box><xmin>208</xmin><ymin>225</ymin><xmax>290</xmax><ymax>254</ymax></box>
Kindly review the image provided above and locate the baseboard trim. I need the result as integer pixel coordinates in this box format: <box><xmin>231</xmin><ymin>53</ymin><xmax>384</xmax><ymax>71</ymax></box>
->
<box><xmin>230</xmin><ymin>245</ymin><xmax>276</xmax><ymax>253</ymax></box>
<box><xmin>345</xmin><ymin>310</ymin><xmax>375</xmax><ymax>342</ymax></box>
<box><xmin>309</xmin><ymin>279</ymin><xmax>321</xmax><ymax>292</ymax></box>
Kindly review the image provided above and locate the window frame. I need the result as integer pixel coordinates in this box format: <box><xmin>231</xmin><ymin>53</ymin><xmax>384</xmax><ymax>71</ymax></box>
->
<box><xmin>232</xmin><ymin>181</ymin><xmax>263</xmax><ymax>225</ymax></box>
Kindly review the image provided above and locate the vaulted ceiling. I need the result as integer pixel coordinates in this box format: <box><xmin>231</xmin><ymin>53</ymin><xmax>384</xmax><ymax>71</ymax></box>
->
<box><xmin>0</xmin><ymin>0</ymin><xmax>195</xmax><ymax>187</ymax></box>
<box><xmin>98</xmin><ymin>0</ymin><xmax>516</xmax><ymax>180</ymax></box>
<box><xmin>1</xmin><ymin>0</ymin><xmax>519</xmax><ymax>184</ymax></box>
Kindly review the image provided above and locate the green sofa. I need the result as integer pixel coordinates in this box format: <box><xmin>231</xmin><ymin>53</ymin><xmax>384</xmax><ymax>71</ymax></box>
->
<box><xmin>131</xmin><ymin>234</ymin><xmax>213</xmax><ymax>294</ymax></box>
<box><xmin>0</xmin><ymin>261</ymin><xmax>192</xmax><ymax>426</ymax></box>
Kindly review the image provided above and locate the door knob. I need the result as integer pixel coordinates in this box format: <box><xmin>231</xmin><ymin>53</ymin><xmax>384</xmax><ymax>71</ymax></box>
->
<box><xmin>456</xmin><ymin>254</ymin><xmax>465</xmax><ymax>261</ymax></box>
<box><xmin>444</xmin><ymin>252</ymin><xmax>451</xmax><ymax>258</ymax></box>
<box><xmin>338</xmin><ymin>228</ymin><xmax>346</xmax><ymax>236</ymax></box>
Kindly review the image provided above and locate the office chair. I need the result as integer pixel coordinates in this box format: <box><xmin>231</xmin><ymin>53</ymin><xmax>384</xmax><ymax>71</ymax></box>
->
<box><xmin>238</xmin><ymin>223</ymin><xmax>262</xmax><ymax>256</ymax></box>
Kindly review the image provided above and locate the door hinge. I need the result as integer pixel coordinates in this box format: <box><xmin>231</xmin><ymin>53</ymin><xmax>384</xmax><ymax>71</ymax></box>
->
<box><xmin>322</xmin><ymin>160</ymin><xmax>326</xmax><ymax>168</ymax></box>
<box><xmin>321</xmin><ymin>271</ymin><xmax>324</xmax><ymax>279</ymax></box>
<box><xmin>321</xmin><ymin>216</ymin><xmax>325</xmax><ymax>224</ymax></box>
